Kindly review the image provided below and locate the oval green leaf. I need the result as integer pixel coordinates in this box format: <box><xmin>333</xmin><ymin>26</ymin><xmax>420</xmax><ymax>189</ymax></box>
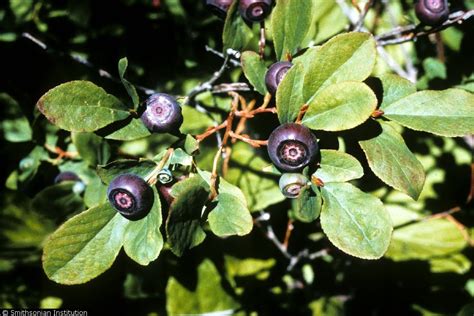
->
<box><xmin>302</xmin><ymin>32</ymin><xmax>376</xmax><ymax>102</ymax></box>
<box><xmin>359</xmin><ymin>122</ymin><xmax>425</xmax><ymax>200</ymax></box>
<box><xmin>386</xmin><ymin>218</ymin><xmax>467</xmax><ymax>261</ymax></box>
<box><xmin>123</xmin><ymin>188</ymin><xmax>163</xmax><ymax>265</ymax></box>
<box><xmin>165</xmin><ymin>176</ymin><xmax>208</xmax><ymax>257</ymax></box>
<box><xmin>378</xmin><ymin>73</ymin><xmax>416</xmax><ymax>110</ymax></box>
<box><xmin>292</xmin><ymin>186</ymin><xmax>322</xmax><ymax>223</ymax></box>
<box><xmin>313</xmin><ymin>149</ymin><xmax>363</xmax><ymax>183</ymax></box>
<box><xmin>383</xmin><ymin>89</ymin><xmax>474</xmax><ymax>137</ymax></box>
<box><xmin>302</xmin><ymin>81</ymin><xmax>377</xmax><ymax>131</ymax></box>
<box><xmin>37</xmin><ymin>81</ymin><xmax>130</xmax><ymax>132</ymax></box>
<box><xmin>241</xmin><ymin>51</ymin><xmax>267</xmax><ymax>95</ymax></box>
<box><xmin>320</xmin><ymin>183</ymin><xmax>392</xmax><ymax>259</ymax></box>
<box><xmin>271</xmin><ymin>0</ymin><xmax>314</xmax><ymax>60</ymax></box>
<box><xmin>276</xmin><ymin>62</ymin><xmax>305</xmax><ymax>124</ymax></box>
<box><xmin>42</xmin><ymin>203</ymin><xmax>127</xmax><ymax>284</ymax></box>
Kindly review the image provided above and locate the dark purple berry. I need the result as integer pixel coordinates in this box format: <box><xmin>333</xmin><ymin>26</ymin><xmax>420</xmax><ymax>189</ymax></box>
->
<box><xmin>267</xmin><ymin>123</ymin><xmax>319</xmax><ymax>172</ymax></box>
<box><xmin>205</xmin><ymin>0</ymin><xmax>233</xmax><ymax>19</ymax></box>
<box><xmin>265</xmin><ymin>61</ymin><xmax>292</xmax><ymax>95</ymax></box>
<box><xmin>239</xmin><ymin>0</ymin><xmax>273</xmax><ymax>23</ymax></box>
<box><xmin>415</xmin><ymin>0</ymin><xmax>449</xmax><ymax>26</ymax></box>
<box><xmin>107</xmin><ymin>173</ymin><xmax>154</xmax><ymax>220</ymax></box>
<box><xmin>141</xmin><ymin>93</ymin><xmax>183</xmax><ymax>135</ymax></box>
<box><xmin>54</xmin><ymin>171</ymin><xmax>80</xmax><ymax>184</ymax></box>
<box><xmin>158</xmin><ymin>183</ymin><xmax>174</xmax><ymax>208</ymax></box>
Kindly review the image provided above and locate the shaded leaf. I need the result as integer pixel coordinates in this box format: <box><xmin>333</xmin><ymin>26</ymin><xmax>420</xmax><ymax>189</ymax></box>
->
<box><xmin>103</xmin><ymin>117</ymin><xmax>151</xmax><ymax>141</ymax></box>
<box><xmin>123</xmin><ymin>189</ymin><xmax>163</xmax><ymax>265</ymax></box>
<box><xmin>222</xmin><ymin>1</ymin><xmax>254</xmax><ymax>50</ymax></box>
<box><xmin>97</xmin><ymin>159</ymin><xmax>156</xmax><ymax>184</ymax></box>
<box><xmin>321</xmin><ymin>183</ymin><xmax>392</xmax><ymax>259</ymax></box>
<box><xmin>226</xmin><ymin>142</ymin><xmax>284</xmax><ymax>211</ymax></box>
<box><xmin>360</xmin><ymin>122</ymin><xmax>425</xmax><ymax>200</ymax></box>
<box><xmin>292</xmin><ymin>186</ymin><xmax>322</xmax><ymax>223</ymax></box>
<box><xmin>166</xmin><ymin>259</ymin><xmax>239</xmax><ymax>314</ymax></box>
<box><xmin>118</xmin><ymin>57</ymin><xmax>139</xmax><ymax>108</ymax></box>
<box><xmin>166</xmin><ymin>176</ymin><xmax>208</xmax><ymax>256</ymax></box>
<box><xmin>386</xmin><ymin>218</ymin><xmax>467</xmax><ymax>261</ymax></box>
<box><xmin>72</xmin><ymin>132</ymin><xmax>111</xmax><ymax>166</ymax></box>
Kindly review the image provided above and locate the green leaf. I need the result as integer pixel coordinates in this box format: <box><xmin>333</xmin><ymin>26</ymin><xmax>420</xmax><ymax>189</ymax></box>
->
<box><xmin>292</xmin><ymin>186</ymin><xmax>322</xmax><ymax>223</ymax></box>
<box><xmin>378</xmin><ymin>73</ymin><xmax>417</xmax><ymax>110</ymax></box>
<box><xmin>430</xmin><ymin>253</ymin><xmax>471</xmax><ymax>274</ymax></box>
<box><xmin>386</xmin><ymin>218</ymin><xmax>467</xmax><ymax>261</ymax></box>
<box><xmin>31</xmin><ymin>183</ymin><xmax>85</xmax><ymax>221</ymax></box>
<box><xmin>302</xmin><ymin>81</ymin><xmax>377</xmax><ymax>131</ymax></box>
<box><xmin>118</xmin><ymin>57</ymin><xmax>139</xmax><ymax>108</ymax></box>
<box><xmin>225</xmin><ymin>142</ymin><xmax>284</xmax><ymax>211</ymax></box>
<box><xmin>383</xmin><ymin>89</ymin><xmax>474</xmax><ymax>137</ymax></box>
<box><xmin>313</xmin><ymin>150</ymin><xmax>363</xmax><ymax>183</ymax></box>
<box><xmin>84</xmin><ymin>176</ymin><xmax>107</xmax><ymax>208</ymax></box>
<box><xmin>359</xmin><ymin>122</ymin><xmax>425</xmax><ymax>200</ymax></box>
<box><xmin>208</xmin><ymin>192</ymin><xmax>253</xmax><ymax>236</ymax></box>
<box><xmin>166</xmin><ymin>259</ymin><xmax>239</xmax><ymax>314</ymax></box>
<box><xmin>0</xmin><ymin>93</ymin><xmax>32</xmax><ymax>142</ymax></box>
<box><xmin>198</xmin><ymin>170</ymin><xmax>253</xmax><ymax>236</ymax></box>
<box><xmin>97</xmin><ymin>159</ymin><xmax>157</xmax><ymax>184</ymax></box>
<box><xmin>423</xmin><ymin>57</ymin><xmax>447</xmax><ymax>80</ymax></box>
<box><xmin>320</xmin><ymin>183</ymin><xmax>392</xmax><ymax>259</ymax></box>
<box><xmin>312</xmin><ymin>1</ymin><xmax>348</xmax><ymax>43</ymax></box>
<box><xmin>302</xmin><ymin>32</ymin><xmax>376</xmax><ymax>102</ymax></box>
<box><xmin>123</xmin><ymin>188</ymin><xmax>163</xmax><ymax>265</ymax></box>
<box><xmin>72</xmin><ymin>132</ymin><xmax>111</xmax><ymax>166</ymax></box>
<box><xmin>103</xmin><ymin>117</ymin><xmax>151</xmax><ymax>141</ymax></box>
<box><xmin>271</xmin><ymin>0</ymin><xmax>313</xmax><ymax>60</ymax></box>
<box><xmin>222</xmin><ymin>1</ymin><xmax>254</xmax><ymax>50</ymax></box>
<box><xmin>184</xmin><ymin>134</ymin><xmax>199</xmax><ymax>155</ymax></box>
<box><xmin>37</xmin><ymin>81</ymin><xmax>130</xmax><ymax>132</ymax></box>
<box><xmin>241</xmin><ymin>51</ymin><xmax>268</xmax><ymax>95</ymax></box>
<box><xmin>42</xmin><ymin>203</ymin><xmax>127</xmax><ymax>284</ymax></box>
<box><xmin>276</xmin><ymin>62</ymin><xmax>305</xmax><ymax>124</ymax></box>
<box><xmin>180</xmin><ymin>105</ymin><xmax>215</xmax><ymax>135</ymax></box>
<box><xmin>165</xmin><ymin>176</ymin><xmax>208</xmax><ymax>257</ymax></box>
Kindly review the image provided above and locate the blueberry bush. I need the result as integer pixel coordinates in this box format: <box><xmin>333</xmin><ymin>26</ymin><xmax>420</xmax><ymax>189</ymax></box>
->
<box><xmin>1</xmin><ymin>0</ymin><xmax>474</xmax><ymax>314</ymax></box>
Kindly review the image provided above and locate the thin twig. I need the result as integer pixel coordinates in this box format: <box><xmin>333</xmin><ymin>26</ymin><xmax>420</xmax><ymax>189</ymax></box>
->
<box><xmin>376</xmin><ymin>10</ymin><xmax>474</xmax><ymax>46</ymax></box>
<box><xmin>354</xmin><ymin>0</ymin><xmax>374</xmax><ymax>31</ymax></box>
<box><xmin>186</xmin><ymin>54</ymin><xmax>231</xmax><ymax>104</ymax></box>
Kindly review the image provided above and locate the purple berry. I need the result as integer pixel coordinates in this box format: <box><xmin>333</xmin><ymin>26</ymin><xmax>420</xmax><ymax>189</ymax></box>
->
<box><xmin>205</xmin><ymin>0</ymin><xmax>233</xmax><ymax>18</ymax></box>
<box><xmin>415</xmin><ymin>0</ymin><xmax>449</xmax><ymax>26</ymax></box>
<box><xmin>107</xmin><ymin>173</ymin><xmax>154</xmax><ymax>220</ymax></box>
<box><xmin>267</xmin><ymin>123</ymin><xmax>319</xmax><ymax>172</ymax></box>
<box><xmin>239</xmin><ymin>0</ymin><xmax>273</xmax><ymax>23</ymax></box>
<box><xmin>54</xmin><ymin>171</ymin><xmax>80</xmax><ymax>184</ymax></box>
<box><xmin>265</xmin><ymin>61</ymin><xmax>292</xmax><ymax>95</ymax></box>
<box><xmin>141</xmin><ymin>93</ymin><xmax>183</xmax><ymax>135</ymax></box>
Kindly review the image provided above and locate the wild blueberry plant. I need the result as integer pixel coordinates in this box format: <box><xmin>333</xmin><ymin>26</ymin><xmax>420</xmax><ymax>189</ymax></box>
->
<box><xmin>10</xmin><ymin>0</ymin><xmax>473</xmax><ymax>289</ymax></box>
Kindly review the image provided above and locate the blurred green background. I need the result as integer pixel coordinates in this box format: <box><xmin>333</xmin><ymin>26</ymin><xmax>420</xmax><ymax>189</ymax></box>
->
<box><xmin>1</xmin><ymin>0</ymin><xmax>473</xmax><ymax>315</ymax></box>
